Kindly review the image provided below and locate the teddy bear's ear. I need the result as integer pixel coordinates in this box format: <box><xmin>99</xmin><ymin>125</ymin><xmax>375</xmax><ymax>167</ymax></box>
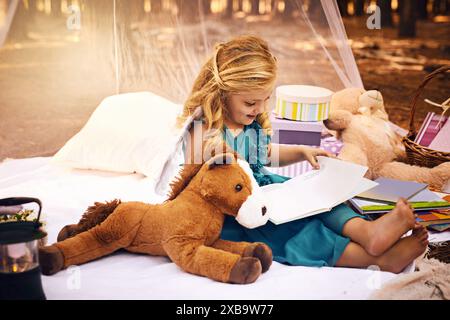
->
<box><xmin>206</xmin><ymin>153</ymin><xmax>235</xmax><ymax>170</ymax></box>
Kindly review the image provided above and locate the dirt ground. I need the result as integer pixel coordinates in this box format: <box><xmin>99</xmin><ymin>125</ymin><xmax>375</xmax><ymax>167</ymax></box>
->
<box><xmin>0</xmin><ymin>15</ymin><xmax>449</xmax><ymax>161</ymax></box>
<box><xmin>347</xmin><ymin>17</ymin><xmax>450</xmax><ymax>131</ymax></box>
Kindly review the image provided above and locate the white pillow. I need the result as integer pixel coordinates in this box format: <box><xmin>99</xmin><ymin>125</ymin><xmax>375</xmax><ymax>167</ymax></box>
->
<box><xmin>52</xmin><ymin>92</ymin><xmax>184</xmax><ymax>187</ymax></box>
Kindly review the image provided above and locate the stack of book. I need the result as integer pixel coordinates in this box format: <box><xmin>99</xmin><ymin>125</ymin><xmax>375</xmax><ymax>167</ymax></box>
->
<box><xmin>414</xmin><ymin>112</ymin><xmax>449</xmax><ymax>152</ymax></box>
<box><xmin>348</xmin><ymin>177</ymin><xmax>450</xmax><ymax>232</ymax></box>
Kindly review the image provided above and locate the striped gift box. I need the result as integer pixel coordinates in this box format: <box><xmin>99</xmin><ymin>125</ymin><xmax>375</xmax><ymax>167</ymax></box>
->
<box><xmin>275</xmin><ymin>99</ymin><xmax>330</xmax><ymax>122</ymax></box>
<box><xmin>265</xmin><ymin>136</ymin><xmax>344</xmax><ymax>178</ymax></box>
<box><xmin>274</xmin><ymin>85</ymin><xmax>333</xmax><ymax>122</ymax></box>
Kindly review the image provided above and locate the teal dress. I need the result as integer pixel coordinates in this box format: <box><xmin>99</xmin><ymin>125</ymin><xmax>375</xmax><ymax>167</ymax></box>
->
<box><xmin>218</xmin><ymin>120</ymin><xmax>366</xmax><ymax>267</ymax></box>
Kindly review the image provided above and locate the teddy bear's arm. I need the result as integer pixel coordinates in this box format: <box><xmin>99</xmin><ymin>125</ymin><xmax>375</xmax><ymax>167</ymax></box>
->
<box><xmin>337</xmin><ymin>142</ymin><xmax>369</xmax><ymax>167</ymax></box>
<box><xmin>376</xmin><ymin>161</ymin><xmax>450</xmax><ymax>191</ymax></box>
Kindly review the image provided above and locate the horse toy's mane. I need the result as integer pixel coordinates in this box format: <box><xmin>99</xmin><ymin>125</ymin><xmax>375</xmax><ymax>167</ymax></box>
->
<box><xmin>166</xmin><ymin>163</ymin><xmax>202</xmax><ymax>201</ymax></box>
<box><xmin>166</xmin><ymin>146</ymin><xmax>241</xmax><ymax>200</ymax></box>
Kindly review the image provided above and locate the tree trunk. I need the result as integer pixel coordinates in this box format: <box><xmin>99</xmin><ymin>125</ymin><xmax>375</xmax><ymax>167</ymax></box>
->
<box><xmin>308</xmin><ymin>0</ymin><xmax>322</xmax><ymax>16</ymax></box>
<box><xmin>225</xmin><ymin>0</ymin><xmax>234</xmax><ymax>18</ymax></box>
<box><xmin>431</xmin><ymin>0</ymin><xmax>449</xmax><ymax>14</ymax></box>
<box><xmin>6</xmin><ymin>0</ymin><xmax>29</xmax><ymax>43</ymax></box>
<box><xmin>119</xmin><ymin>0</ymin><xmax>134</xmax><ymax>35</ymax></box>
<box><xmin>435</xmin><ymin>0</ymin><xmax>449</xmax><ymax>14</ymax></box>
<box><xmin>202</xmin><ymin>0</ymin><xmax>210</xmax><ymax>15</ymax></box>
<box><xmin>307</xmin><ymin>0</ymin><xmax>328</xmax><ymax>26</ymax></box>
<box><xmin>151</xmin><ymin>0</ymin><xmax>162</xmax><ymax>13</ymax></box>
<box><xmin>398</xmin><ymin>0</ymin><xmax>417</xmax><ymax>38</ymax></box>
<box><xmin>251</xmin><ymin>0</ymin><xmax>259</xmax><ymax>15</ymax></box>
<box><xmin>122</xmin><ymin>0</ymin><xmax>146</xmax><ymax>25</ymax></box>
<box><xmin>353</xmin><ymin>0</ymin><xmax>364</xmax><ymax>16</ymax></box>
<box><xmin>377</xmin><ymin>0</ymin><xmax>393</xmax><ymax>27</ymax></box>
<box><xmin>134</xmin><ymin>0</ymin><xmax>146</xmax><ymax>20</ymax></box>
<box><xmin>337</xmin><ymin>0</ymin><xmax>348</xmax><ymax>16</ymax></box>
<box><xmin>176</xmin><ymin>0</ymin><xmax>200</xmax><ymax>23</ymax></box>
<box><xmin>28</xmin><ymin>0</ymin><xmax>37</xmax><ymax>15</ymax></box>
<box><xmin>238</xmin><ymin>0</ymin><xmax>243</xmax><ymax>11</ymax></box>
<box><xmin>283</xmin><ymin>0</ymin><xmax>296</xmax><ymax>19</ymax></box>
<box><xmin>80</xmin><ymin>0</ymin><xmax>114</xmax><ymax>44</ymax></box>
<box><xmin>52</xmin><ymin>0</ymin><xmax>62</xmax><ymax>18</ymax></box>
<box><xmin>417</xmin><ymin>0</ymin><xmax>428</xmax><ymax>19</ymax></box>
<box><xmin>432</xmin><ymin>0</ymin><xmax>441</xmax><ymax>14</ymax></box>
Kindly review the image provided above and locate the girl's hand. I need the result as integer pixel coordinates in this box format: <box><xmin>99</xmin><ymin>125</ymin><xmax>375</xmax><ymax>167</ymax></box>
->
<box><xmin>299</xmin><ymin>146</ymin><xmax>335</xmax><ymax>170</ymax></box>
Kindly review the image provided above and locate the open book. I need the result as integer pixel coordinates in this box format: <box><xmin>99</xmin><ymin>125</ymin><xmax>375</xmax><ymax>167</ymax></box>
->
<box><xmin>262</xmin><ymin>157</ymin><xmax>378</xmax><ymax>225</ymax></box>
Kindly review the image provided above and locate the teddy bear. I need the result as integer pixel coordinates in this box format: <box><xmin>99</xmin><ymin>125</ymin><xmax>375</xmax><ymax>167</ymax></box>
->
<box><xmin>323</xmin><ymin>88</ymin><xmax>450</xmax><ymax>191</ymax></box>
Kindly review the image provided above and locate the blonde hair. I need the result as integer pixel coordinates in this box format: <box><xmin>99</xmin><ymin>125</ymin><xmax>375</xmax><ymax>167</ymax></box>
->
<box><xmin>177</xmin><ymin>35</ymin><xmax>277</xmax><ymax>151</ymax></box>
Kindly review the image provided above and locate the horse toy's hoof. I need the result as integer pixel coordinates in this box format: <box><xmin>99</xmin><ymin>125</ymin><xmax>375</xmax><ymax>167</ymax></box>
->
<box><xmin>39</xmin><ymin>245</ymin><xmax>64</xmax><ymax>276</ymax></box>
<box><xmin>229</xmin><ymin>257</ymin><xmax>262</xmax><ymax>284</ymax></box>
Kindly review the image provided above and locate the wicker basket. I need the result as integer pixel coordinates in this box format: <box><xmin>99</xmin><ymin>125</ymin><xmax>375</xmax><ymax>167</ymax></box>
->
<box><xmin>402</xmin><ymin>65</ymin><xmax>450</xmax><ymax>168</ymax></box>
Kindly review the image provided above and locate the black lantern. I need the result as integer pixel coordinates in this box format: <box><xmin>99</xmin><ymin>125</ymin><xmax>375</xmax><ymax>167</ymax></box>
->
<box><xmin>0</xmin><ymin>197</ymin><xmax>47</xmax><ymax>300</ymax></box>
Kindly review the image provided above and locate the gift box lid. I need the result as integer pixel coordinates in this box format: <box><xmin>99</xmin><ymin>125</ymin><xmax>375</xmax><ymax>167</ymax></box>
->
<box><xmin>270</xmin><ymin>112</ymin><xmax>324</xmax><ymax>133</ymax></box>
<box><xmin>276</xmin><ymin>85</ymin><xmax>333</xmax><ymax>104</ymax></box>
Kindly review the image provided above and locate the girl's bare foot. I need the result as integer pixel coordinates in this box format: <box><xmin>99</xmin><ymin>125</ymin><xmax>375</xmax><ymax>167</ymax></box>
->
<box><xmin>377</xmin><ymin>226</ymin><xmax>428</xmax><ymax>274</ymax></box>
<box><xmin>365</xmin><ymin>198</ymin><xmax>416</xmax><ymax>256</ymax></box>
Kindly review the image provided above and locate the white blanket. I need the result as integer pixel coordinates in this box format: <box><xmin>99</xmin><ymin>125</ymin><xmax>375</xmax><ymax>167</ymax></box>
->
<box><xmin>1</xmin><ymin>157</ymin><xmax>435</xmax><ymax>300</ymax></box>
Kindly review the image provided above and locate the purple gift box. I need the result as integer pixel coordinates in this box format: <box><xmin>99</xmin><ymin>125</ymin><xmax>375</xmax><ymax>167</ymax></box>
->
<box><xmin>265</xmin><ymin>136</ymin><xmax>344</xmax><ymax>178</ymax></box>
<box><xmin>270</xmin><ymin>113</ymin><xmax>323</xmax><ymax>146</ymax></box>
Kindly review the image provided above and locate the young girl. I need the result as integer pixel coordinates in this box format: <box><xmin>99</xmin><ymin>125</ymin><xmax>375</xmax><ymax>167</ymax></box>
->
<box><xmin>178</xmin><ymin>35</ymin><xmax>428</xmax><ymax>273</ymax></box>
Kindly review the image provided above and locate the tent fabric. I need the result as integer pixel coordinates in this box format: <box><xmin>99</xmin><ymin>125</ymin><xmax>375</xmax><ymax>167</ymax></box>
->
<box><xmin>1</xmin><ymin>0</ymin><xmax>364</xmax><ymax>105</ymax></box>
<box><xmin>0</xmin><ymin>156</ymin><xmax>406</xmax><ymax>300</ymax></box>
<box><xmin>0</xmin><ymin>0</ymin><xmax>18</xmax><ymax>47</ymax></box>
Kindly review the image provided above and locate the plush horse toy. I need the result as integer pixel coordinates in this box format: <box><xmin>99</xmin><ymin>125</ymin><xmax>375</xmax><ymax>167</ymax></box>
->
<box><xmin>39</xmin><ymin>153</ymin><xmax>273</xmax><ymax>284</ymax></box>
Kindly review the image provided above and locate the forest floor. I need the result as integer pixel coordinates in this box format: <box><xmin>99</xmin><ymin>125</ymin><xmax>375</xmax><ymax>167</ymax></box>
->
<box><xmin>346</xmin><ymin>16</ymin><xmax>450</xmax><ymax>130</ymax></box>
<box><xmin>0</xmin><ymin>14</ymin><xmax>449</xmax><ymax>161</ymax></box>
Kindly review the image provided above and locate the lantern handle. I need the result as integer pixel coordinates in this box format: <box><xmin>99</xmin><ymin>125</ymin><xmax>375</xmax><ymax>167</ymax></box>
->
<box><xmin>0</xmin><ymin>197</ymin><xmax>42</xmax><ymax>223</ymax></box>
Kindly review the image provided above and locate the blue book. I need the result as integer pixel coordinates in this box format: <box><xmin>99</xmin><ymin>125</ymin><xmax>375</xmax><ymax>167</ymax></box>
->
<box><xmin>356</xmin><ymin>177</ymin><xmax>428</xmax><ymax>204</ymax></box>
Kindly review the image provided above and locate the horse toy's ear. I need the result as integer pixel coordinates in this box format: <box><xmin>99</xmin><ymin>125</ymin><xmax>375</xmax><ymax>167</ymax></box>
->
<box><xmin>206</xmin><ymin>153</ymin><xmax>236</xmax><ymax>170</ymax></box>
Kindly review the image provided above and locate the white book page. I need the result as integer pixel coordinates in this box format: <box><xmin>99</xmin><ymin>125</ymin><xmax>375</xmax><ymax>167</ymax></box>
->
<box><xmin>263</xmin><ymin>157</ymin><xmax>368</xmax><ymax>224</ymax></box>
<box><xmin>332</xmin><ymin>178</ymin><xmax>379</xmax><ymax>208</ymax></box>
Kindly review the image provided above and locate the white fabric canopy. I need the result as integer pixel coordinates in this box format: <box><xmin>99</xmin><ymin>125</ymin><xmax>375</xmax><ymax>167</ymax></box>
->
<box><xmin>1</xmin><ymin>0</ymin><xmax>364</xmax><ymax>105</ymax></box>
<box><xmin>0</xmin><ymin>0</ymin><xmax>18</xmax><ymax>47</ymax></box>
<box><xmin>0</xmin><ymin>157</ymin><xmax>417</xmax><ymax>300</ymax></box>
